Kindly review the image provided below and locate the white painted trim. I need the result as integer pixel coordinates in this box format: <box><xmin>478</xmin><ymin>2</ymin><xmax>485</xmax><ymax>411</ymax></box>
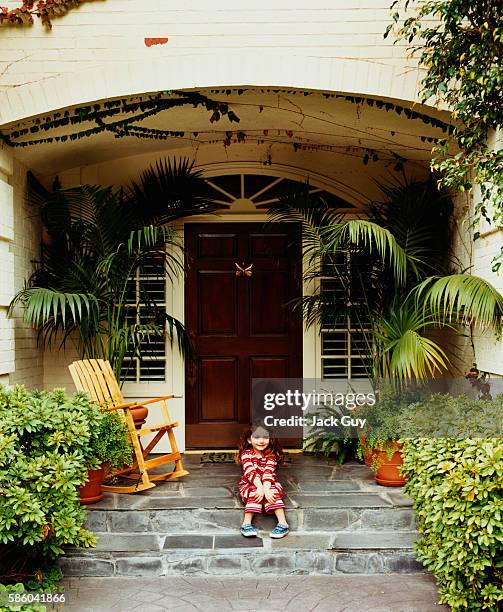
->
<box><xmin>198</xmin><ymin>161</ymin><xmax>365</xmax><ymax>207</ymax></box>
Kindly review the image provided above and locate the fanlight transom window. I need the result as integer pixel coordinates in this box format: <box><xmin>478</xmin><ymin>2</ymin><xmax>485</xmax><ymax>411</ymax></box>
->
<box><xmin>203</xmin><ymin>173</ymin><xmax>354</xmax><ymax>213</ymax></box>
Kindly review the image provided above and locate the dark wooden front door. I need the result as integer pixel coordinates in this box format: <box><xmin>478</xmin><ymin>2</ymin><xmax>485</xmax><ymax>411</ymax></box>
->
<box><xmin>185</xmin><ymin>223</ymin><xmax>302</xmax><ymax>448</ymax></box>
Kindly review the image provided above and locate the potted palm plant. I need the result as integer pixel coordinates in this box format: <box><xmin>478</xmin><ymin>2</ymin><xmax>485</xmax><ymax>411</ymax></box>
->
<box><xmin>269</xmin><ymin>178</ymin><xmax>503</xmax><ymax>474</ymax></box>
<box><xmin>9</xmin><ymin>158</ymin><xmax>219</xmax><ymax>387</ymax></box>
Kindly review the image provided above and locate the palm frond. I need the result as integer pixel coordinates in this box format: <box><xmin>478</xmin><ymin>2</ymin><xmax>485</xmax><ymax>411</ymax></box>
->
<box><xmin>415</xmin><ymin>274</ymin><xmax>503</xmax><ymax>330</ymax></box>
<box><xmin>369</xmin><ymin>178</ymin><xmax>453</xmax><ymax>278</ymax></box>
<box><xmin>387</xmin><ymin>331</ymin><xmax>448</xmax><ymax>380</ymax></box>
<box><xmin>373</xmin><ymin>299</ymin><xmax>451</xmax><ymax>380</ymax></box>
<box><xmin>127</xmin><ymin>157</ymin><xmax>223</xmax><ymax>225</ymax></box>
<box><xmin>321</xmin><ymin>220</ymin><xmax>409</xmax><ymax>284</ymax></box>
<box><xmin>267</xmin><ymin>186</ymin><xmax>345</xmax><ymax>266</ymax></box>
<box><xmin>9</xmin><ymin>287</ymin><xmax>100</xmax><ymax>327</ymax></box>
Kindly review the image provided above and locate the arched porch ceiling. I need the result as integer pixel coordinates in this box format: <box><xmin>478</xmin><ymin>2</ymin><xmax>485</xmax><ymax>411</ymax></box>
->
<box><xmin>2</xmin><ymin>87</ymin><xmax>453</xmax><ymax>206</ymax></box>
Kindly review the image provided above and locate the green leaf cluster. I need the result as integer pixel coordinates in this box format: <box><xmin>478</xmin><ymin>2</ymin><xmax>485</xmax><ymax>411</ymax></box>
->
<box><xmin>355</xmin><ymin>388</ymin><xmax>418</xmax><ymax>461</ymax></box>
<box><xmin>399</xmin><ymin>392</ymin><xmax>503</xmax><ymax>438</ymax></box>
<box><xmin>0</xmin><ymin>385</ymin><xmax>131</xmax><ymax>586</ymax></box>
<box><xmin>387</xmin><ymin>1</ymin><xmax>503</xmax><ymax>267</ymax></box>
<box><xmin>397</xmin><ymin>394</ymin><xmax>503</xmax><ymax>610</ymax></box>
<box><xmin>0</xmin><ymin>583</ymin><xmax>45</xmax><ymax>612</ymax></box>
<box><xmin>402</xmin><ymin>434</ymin><xmax>503</xmax><ymax>610</ymax></box>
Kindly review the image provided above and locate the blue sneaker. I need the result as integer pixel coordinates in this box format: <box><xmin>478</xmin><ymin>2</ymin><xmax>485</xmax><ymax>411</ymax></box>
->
<box><xmin>240</xmin><ymin>523</ymin><xmax>257</xmax><ymax>537</ymax></box>
<box><xmin>270</xmin><ymin>523</ymin><xmax>289</xmax><ymax>539</ymax></box>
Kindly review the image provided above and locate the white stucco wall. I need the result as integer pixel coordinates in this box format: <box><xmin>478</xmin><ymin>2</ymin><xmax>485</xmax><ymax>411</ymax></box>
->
<box><xmin>9</xmin><ymin>158</ymin><xmax>44</xmax><ymax>387</ymax></box>
<box><xmin>0</xmin><ymin>150</ymin><xmax>43</xmax><ymax>387</ymax></box>
<box><xmin>0</xmin><ymin>0</ymin><xmax>427</xmax><ymax>127</ymax></box>
<box><xmin>0</xmin><ymin>147</ymin><xmax>15</xmax><ymax>386</ymax></box>
<box><xmin>449</xmin><ymin>130</ymin><xmax>503</xmax><ymax>376</ymax></box>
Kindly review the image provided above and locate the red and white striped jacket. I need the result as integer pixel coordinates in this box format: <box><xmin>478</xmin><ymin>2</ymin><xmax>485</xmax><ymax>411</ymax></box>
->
<box><xmin>238</xmin><ymin>449</ymin><xmax>284</xmax><ymax>500</ymax></box>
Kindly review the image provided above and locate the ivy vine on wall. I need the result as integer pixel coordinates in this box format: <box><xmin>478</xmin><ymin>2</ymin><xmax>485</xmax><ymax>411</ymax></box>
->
<box><xmin>0</xmin><ymin>90</ymin><xmax>241</xmax><ymax>147</ymax></box>
<box><xmin>386</xmin><ymin>0</ymin><xmax>503</xmax><ymax>268</ymax></box>
<box><xmin>0</xmin><ymin>88</ymin><xmax>450</xmax><ymax>149</ymax></box>
<box><xmin>0</xmin><ymin>0</ymin><xmax>83</xmax><ymax>28</ymax></box>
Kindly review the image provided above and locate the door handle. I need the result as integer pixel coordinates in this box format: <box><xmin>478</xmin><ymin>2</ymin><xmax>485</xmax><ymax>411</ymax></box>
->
<box><xmin>235</xmin><ymin>262</ymin><xmax>253</xmax><ymax>277</ymax></box>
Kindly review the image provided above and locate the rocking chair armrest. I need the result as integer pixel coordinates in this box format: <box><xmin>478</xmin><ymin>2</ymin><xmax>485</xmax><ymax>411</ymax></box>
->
<box><xmin>103</xmin><ymin>401</ymin><xmax>138</xmax><ymax>411</ymax></box>
<box><xmin>101</xmin><ymin>396</ymin><xmax>182</xmax><ymax>412</ymax></box>
<box><xmin>129</xmin><ymin>394</ymin><xmax>181</xmax><ymax>407</ymax></box>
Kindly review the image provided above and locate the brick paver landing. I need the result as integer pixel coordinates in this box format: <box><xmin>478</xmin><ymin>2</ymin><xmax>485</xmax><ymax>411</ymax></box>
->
<box><xmin>62</xmin><ymin>575</ymin><xmax>447</xmax><ymax>611</ymax></box>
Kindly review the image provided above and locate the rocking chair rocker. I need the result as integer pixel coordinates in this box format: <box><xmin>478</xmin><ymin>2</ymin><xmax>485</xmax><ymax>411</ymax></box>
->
<box><xmin>69</xmin><ymin>358</ymin><xmax>188</xmax><ymax>493</ymax></box>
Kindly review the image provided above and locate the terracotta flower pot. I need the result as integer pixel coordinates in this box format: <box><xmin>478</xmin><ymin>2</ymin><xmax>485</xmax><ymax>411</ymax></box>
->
<box><xmin>79</xmin><ymin>467</ymin><xmax>105</xmax><ymax>504</ymax></box>
<box><xmin>373</xmin><ymin>444</ymin><xmax>406</xmax><ymax>487</ymax></box>
<box><xmin>131</xmin><ymin>405</ymin><xmax>148</xmax><ymax>429</ymax></box>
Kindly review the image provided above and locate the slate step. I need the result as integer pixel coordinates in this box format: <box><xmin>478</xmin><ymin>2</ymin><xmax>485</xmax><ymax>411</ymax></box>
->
<box><xmin>61</xmin><ymin>529</ymin><xmax>422</xmax><ymax>576</ymax></box>
<box><xmin>73</xmin><ymin>530</ymin><xmax>419</xmax><ymax>553</ymax></box>
<box><xmin>84</xmin><ymin>506</ymin><xmax>416</xmax><ymax>534</ymax></box>
<box><xmin>66</xmin><ymin>461</ymin><xmax>421</xmax><ymax>577</ymax></box>
<box><xmin>60</xmin><ymin>546</ymin><xmax>423</xmax><ymax>577</ymax></box>
<box><xmin>90</xmin><ymin>491</ymin><xmax>393</xmax><ymax>510</ymax></box>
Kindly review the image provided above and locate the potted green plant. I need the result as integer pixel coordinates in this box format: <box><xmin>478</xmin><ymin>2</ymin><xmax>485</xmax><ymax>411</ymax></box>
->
<box><xmin>356</xmin><ymin>391</ymin><xmax>415</xmax><ymax>486</ymax></box>
<box><xmin>79</xmin><ymin>410</ymin><xmax>133</xmax><ymax>504</ymax></box>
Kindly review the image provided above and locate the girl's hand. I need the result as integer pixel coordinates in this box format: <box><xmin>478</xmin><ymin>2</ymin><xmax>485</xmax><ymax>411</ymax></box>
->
<box><xmin>253</xmin><ymin>485</ymin><xmax>264</xmax><ymax>502</ymax></box>
<box><xmin>263</xmin><ymin>485</ymin><xmax>277</xmax><ymax>504</ymax></box>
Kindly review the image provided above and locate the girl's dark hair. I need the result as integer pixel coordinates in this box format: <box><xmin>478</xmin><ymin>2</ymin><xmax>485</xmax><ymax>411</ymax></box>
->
<box><xmin>236</xmin><ymin>423</ymin><xmax>284</xmax><ymax>464</ymax></box>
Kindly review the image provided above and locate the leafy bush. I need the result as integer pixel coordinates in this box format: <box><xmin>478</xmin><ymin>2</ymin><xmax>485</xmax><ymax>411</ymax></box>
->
<box><xmin>0</xmin><ymin>385</ymin><xmax>131</xmax><ymax>586</ymax></box>
<box><xmin>0</xmin><ymin>583</ymin><xmax>45</xmax><ymax>612</ymax></box>
<box><xmin>400</xmin><ymin>394</ymin><xmax>503</xmax><ymax>611</ymax></box>
<box><xmin>0</xmin><ymin>571</ymin><xmax>64</xmax><ymax>612</ymax></box>
<box><xmin>399</xmin><ymin>392</ymin><xmax>503</xmax><ymax>438</ymax></box>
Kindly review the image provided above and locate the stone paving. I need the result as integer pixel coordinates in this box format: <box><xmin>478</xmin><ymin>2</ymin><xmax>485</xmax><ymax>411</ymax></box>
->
<box><xmin>61</xmin><ymin>575</ymin><xmax>448</xmax><ymax>611</ymax></box>
<box><xmin>61</xmin><ymin>455</ymin><xmax>423</xmax><ymax>577</ymax></box>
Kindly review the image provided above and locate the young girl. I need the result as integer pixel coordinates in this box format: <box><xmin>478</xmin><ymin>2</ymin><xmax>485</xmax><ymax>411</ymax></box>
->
<box><xmin>236</xmin><ymin>423</ymin><xmax>289</xmax><ymax>538</ymax></box>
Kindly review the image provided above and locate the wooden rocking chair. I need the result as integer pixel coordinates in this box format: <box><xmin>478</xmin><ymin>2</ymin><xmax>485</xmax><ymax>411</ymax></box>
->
<box><xmin>69</xmin><ymin>358</ymin><xmax>188</xmax><ymax>494</ymax></box>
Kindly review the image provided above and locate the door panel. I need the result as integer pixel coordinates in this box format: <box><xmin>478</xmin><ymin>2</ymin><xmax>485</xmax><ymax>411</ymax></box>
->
<box><xmin>198</xmin><ymin>233</ymin><xmax>238</xmax><ymax>258</ymax></box>
<box><xmin>249</xmin><ymin>269</ymin><xmax>289</xmax><ymax>336</ymax></box>
<box><xmin>197</xmin><ymin>271</ymin><xmax>237</xmax><ymax>335</ymax></box>
<box><xmin>185</xmin><ymin>222</ymin><xmax>302</xmax><ymax>448</ymax></box>
<box><xmin>200</xmin><ymin>358</ymin><xmax>238</xmax><ymax>421</ymax></box>
<box><xmin>249</xmin><ymin>233</ymin><xmax>289</xmax><ymax>257</ymax></box>
<box><xmin>250</xmin><ymin>356</ymin><xmax>289</xmax><ymax>380</ymax></box>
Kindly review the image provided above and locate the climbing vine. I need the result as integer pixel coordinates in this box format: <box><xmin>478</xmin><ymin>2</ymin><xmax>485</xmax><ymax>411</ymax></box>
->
<box><xmin>0</xmin><ymin>88</ymin><xmax>450</xmax><ymax>148</ymax></box>
<box><xmin>386</xmin><ymin>0</ymin><xmax>503</xmax><ymax>267</ymax></box>
<box><xmin>0</xmin><ymin>0</ymin><xmax>82</xmax><ymax>28</ymax></box>
<box><xmin>0</xmin><ymin>90</ymin><xmax>241</xmax><ymax>147</ymax></box>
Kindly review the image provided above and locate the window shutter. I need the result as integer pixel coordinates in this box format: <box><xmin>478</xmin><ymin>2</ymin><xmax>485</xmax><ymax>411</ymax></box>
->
<box><xmin>121</xmin><ymin>255</ymin><xmax>167</xmax><ymax>383</ymax></box>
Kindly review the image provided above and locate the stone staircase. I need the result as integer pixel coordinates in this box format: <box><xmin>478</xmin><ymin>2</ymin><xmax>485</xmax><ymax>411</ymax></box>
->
<box><xmin>61</xmin><ymin>457</ymin><xmax>422</xmax><ymax>577</ymax></box>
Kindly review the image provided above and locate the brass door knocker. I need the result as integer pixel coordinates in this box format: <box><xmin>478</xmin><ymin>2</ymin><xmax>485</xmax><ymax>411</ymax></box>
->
<box><xmin>235</xmin><ymin>262</ymin><xmax>253</xmax><ymax>277</ymax></box>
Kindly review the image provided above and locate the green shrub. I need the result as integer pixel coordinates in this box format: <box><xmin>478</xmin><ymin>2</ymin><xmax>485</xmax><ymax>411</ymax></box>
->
<box><xmin>0</xmin><ymin>583</ymin><xmax>45</xmax><ymax>612</ymax></box>
<box><xmin>400</xmin><ymin>394</ymin><xmax>503</xmax><ymax>611</ymax></box>
<box><xmin>0</xmin><ymin>385</ymin><xmax>131</xmax><ymax>586</ymax></box>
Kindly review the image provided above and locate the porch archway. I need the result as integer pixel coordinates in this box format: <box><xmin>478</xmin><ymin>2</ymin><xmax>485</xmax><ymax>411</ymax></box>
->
<box><xmin>0</xmin><ymin>54</ymin><xmax>435</xmax><ymax>128</ymax></box>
